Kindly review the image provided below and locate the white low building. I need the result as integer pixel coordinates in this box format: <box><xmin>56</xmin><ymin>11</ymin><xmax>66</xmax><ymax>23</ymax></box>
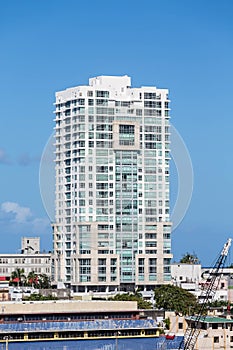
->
<box><xmin>171</xmin><ymin>263</ymin><xmax>202</xmax><ymax>291</ymax></box>
<box><xmin>171</xmin><ymin>263</ymin><xmax>230</xmax><ymax>303</ymax></box>
<box><xmin>0</xmin><ymin>237</ymin><xmax>51</xmax><ymax>280</ymax></box>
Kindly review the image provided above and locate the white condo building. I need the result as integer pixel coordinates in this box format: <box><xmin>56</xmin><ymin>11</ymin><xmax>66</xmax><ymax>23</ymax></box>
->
<box><xmin>52</xmin><ymin>75</ymin><xmax>172</xmax><ymax>292</ymax></box>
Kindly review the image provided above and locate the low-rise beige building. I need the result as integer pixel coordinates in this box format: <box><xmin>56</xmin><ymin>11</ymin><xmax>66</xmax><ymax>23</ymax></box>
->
<box><xmin>168</xmin><ymin>313</ymin><xmax>233</xmax><ymax>349</ymax></box>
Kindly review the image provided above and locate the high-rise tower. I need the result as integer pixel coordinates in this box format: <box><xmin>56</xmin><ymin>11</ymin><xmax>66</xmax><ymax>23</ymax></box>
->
<box><xmin>52</xmin><ymin>75</ymin><xmax>172</xmax><ymax>292</ymax></box>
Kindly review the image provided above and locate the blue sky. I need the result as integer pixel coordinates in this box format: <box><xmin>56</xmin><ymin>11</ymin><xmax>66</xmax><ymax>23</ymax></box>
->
<box><xmin>1</xmin><ymin>0</ymin><xmax>233</xmax><ymax>265</ymax></box>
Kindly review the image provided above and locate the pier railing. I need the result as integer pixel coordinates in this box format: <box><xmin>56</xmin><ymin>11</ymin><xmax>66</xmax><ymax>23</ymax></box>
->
<box><xmin>0</xmin><ymin>319</ymin><xmax>158</xmax><ymax>333</ymax></box>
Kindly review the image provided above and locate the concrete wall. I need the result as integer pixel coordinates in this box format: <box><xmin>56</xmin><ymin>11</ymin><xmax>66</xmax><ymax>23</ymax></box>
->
<box><xmin>0</xmin><ymin>300</ymin><xmax>137</xmax><ymax>315</ymax></box>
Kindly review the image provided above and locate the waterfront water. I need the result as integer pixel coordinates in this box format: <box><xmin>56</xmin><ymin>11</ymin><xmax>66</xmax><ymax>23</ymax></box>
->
<box><xmin>5</xmin><ymin>337</ymin><xmax>183</xmax><ymax>350</ymax></box>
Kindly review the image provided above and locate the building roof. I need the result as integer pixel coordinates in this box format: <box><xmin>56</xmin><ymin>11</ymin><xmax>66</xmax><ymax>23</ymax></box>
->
<box><xmin>188</xmin><ymin>316</ymin><xmax>233</xmax><ymax>323</ymax></box>
<box><xmin>0</xmin><ymin>300</ymin><xmax>138</xmax><ymax>315</ymax></box>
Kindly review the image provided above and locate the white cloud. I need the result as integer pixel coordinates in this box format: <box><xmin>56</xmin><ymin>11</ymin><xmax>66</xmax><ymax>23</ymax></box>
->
<box><xmin>0</xmin><ymin>203</ymin><xmax>52</xmax><ymax>252</ymax></box>
<box><xmin>1</xmin><ymin>202</ymin><xmax>32</xmax><ymax>223</ymax></box>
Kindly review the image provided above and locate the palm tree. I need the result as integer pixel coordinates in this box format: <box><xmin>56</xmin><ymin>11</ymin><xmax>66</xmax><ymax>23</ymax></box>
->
<box><xmin>10</xmin><ymin>268</ymin><xmax>26</xmax><ymax>287</ymax></box>
<box><xmin>179</xmin><ymin>252</ymin><xmax>200</xmax><ymax>264</ymax></box>
<box><xmin>27</xmin><ymin>271</ymin><xmax>39</xmax><ymax>288</ymax></box>
<box><xmin>37</xmin><ymin>273</ymin><xmax>51</xmax><ymax>289</ymax></box>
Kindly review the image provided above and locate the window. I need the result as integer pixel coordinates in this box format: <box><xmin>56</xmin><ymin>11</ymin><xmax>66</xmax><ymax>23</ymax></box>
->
<box><xmin>78</xmin><ymin>99</ymin><xmax>85</xmax><ymax>105</ymax></box>
<box><xmin>79</xmin><ymin>225</ymin><xmax>91</xmax><ymax>233</ymax></box>
<box><xmin>98</xmin><ymin>224</ymin><xmax>109</xmax><ymax>230</ymax></box>
<box><xmin>144</xmin><ymin>101</ymin><xmax>156</xmax><ymax>108</ymax></box>
<box><xmin>119</xmin><ymin>124</ymin><xmax>134</xmax><ymax>134</ymax></box>
<box><xmin>144</xmin><ymin>92</ymin><xmax>156</xmax><ymax>100</ymax></box>
<box><xmin>136</xmin><ymin>109</ymin><xmax>142</xmax><ymax>116</ymax></box>
<box><xmin>145</xmin><ymin>249</ymin><xmax>157</xmax><ymax>254</ymax></box>
<box><xmin>98</xmin><ymin>258</ymin><xmax>106</xmax><ymax>266</ymax></box>
<box><xmin>164</xmin><ymin>258</ymin><xmax>171</xmax><ymax>265</ymax></box>
<box><xmin>111</xmin><ymin>258</ymin><xmax>117</xmax><ymax>266</ymax></box>
<box><xmin>164</xmin><ymin>266</ymin><xmax>171</xmax><ymax>273</ymax></box>
<box><xmin>146</xmin><ymin>241</ymin><xmax>157</xmax><ymax>247</ymax></box>
<box><xmin>98</xmin><ymin>276</ymin><xmax>106</xmax><ymax>281</ymax></box>
<box><xmin>96</xmin><ymin>99</ymin><xmax>108</xmax><ymax>106</ymax></box>
<box><xmin>96</xmin><ymin>90</ymin><xmax>109</xmax><ymax>98</ymax></box>
<box><xmin>149</xmin><ymin>257</ymin><xmax>156</xmax><ymax>266</ymax></box>
<box><xmin>98</xmin><ymin>266</ymin><xmax>106</xmax><ymax>274</ymax></box>
<box><xmin>145</xmin><ymin>233</ymin><xmax>157</xmax><ymax>239</ymax></box>
<box><xmin>119</xmin><ymin>124</ymin><xmax>135</xmax><ymax>146</ymax></box>
<box><xmin>213</xmin><ymin>336</ymin><xmax>219</xmax><ymax>343</ymax></box>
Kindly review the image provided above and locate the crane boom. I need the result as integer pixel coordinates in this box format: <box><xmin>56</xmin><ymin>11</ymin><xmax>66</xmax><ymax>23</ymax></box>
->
<box><xmin>178</xmin><ymin>238</ymin><xmax>232</xmax><ymax>350</ymax></box>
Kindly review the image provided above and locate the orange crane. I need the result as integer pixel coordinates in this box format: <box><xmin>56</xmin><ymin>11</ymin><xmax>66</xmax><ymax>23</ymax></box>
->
<box><xmin>178</xmin><ymin>238</ymin><xmax>232</xmax><ymax>350</ymax></box>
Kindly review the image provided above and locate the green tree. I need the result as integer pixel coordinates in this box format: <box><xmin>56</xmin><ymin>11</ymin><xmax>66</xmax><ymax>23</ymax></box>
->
<box><xmin>179</xmin><ymin>252</ymin><xmax>200</xmax><ymax>264</ymax></box>
<box><xmin>154</xmin><ymin>285</ymin><xmax>198</xmax><ymax>315</ymax></box>
<box><xmin>208</xmin><ymin>300</ymin><xmax>228</xmax><ymax>308</ymax></box>
<box><xmin>10</xmin><ymin>268</ymin><xmax>26</xmax><ymax>286</ymax></box>
<box><xmin>26</xmin><ymin>271</ymin><xmax>39</xmax><ymax>288</ymax></box>
<box><xmin>163</xmin><ymin>318</ymin><xmax>170</xmax><ymax>330</ymax></box>
<box><xmin>23</xmin><ymin>294</ymin><xmax>58</xmax><ymax>301</ymax></box>
<box><xmin>37</xmin><ymin>273</ymin><xmax>51</xmax><ymax>289</ymax></box>
<box><xmin>110</xmin><ymin>292</ymin><xmax>152</xmax><ymax>309</ymax></box>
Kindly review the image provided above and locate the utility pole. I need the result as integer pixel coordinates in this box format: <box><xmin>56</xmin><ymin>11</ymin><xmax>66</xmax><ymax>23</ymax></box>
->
<box><xmin>3</xmin><ymin>336</ymin><xmax>9</xmax><ymax>350</ymax></box>
<box><xmin>115</xmin><ymin>331</ymin><xmax>121</xmax><ymax>350</ymax></box>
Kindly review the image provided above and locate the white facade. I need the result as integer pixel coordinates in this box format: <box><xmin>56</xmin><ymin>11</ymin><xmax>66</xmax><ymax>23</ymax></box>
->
<box><xmin>21</xmin><ymin>237</ymin><xmax>40</xmax><ymax>254</ymax></box>
<box><xmin>171</xmin><ymin>263</ymin><xmax>202</xmax><ymax>291</ymax></box>
<box><xmin>171</xmin><ymin>263</ymin><xmax>229</xmax><ymax>302</ymax></box>
<box><xmin>0</xmin><ymin>254</ymin><xmax>51</xmax><ymax>277</ymax></box>
<box><xmin>53</xmin><ymin>75</ymin><xmax>172</xmax><ymax>291</ymax></box>
<box><xmin>0</xmin><ymin>238</ymin><xmax>51</xmax><ymax>279</ymax></box>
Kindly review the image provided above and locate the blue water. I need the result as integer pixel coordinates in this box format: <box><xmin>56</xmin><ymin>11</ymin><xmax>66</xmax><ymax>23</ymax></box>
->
<box><xmin>6</xmin><ymin>337</ymin><xmax>183</xmax><ymax>350</ymax></box>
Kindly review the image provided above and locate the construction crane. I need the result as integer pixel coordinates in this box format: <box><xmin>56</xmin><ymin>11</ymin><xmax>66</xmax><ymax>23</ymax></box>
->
<box><xmin>178</xmin><ymin>238</ymin><xmax>232</xmax><ymax>350</ymax></box>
